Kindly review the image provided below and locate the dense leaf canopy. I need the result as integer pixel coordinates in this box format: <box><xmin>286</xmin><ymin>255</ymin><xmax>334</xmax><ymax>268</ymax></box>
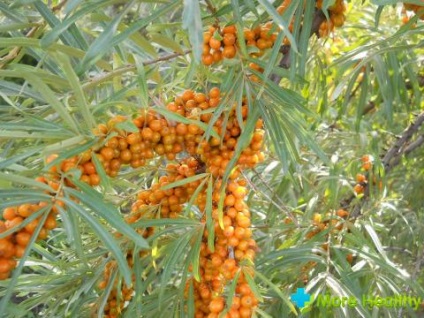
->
<box><xmin>0</xmin><ymin>1</ymin><xmax>423</xmax><ymax>317</ymax></box>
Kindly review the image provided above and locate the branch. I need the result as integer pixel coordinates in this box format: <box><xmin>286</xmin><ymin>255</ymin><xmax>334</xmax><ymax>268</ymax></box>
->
<box><xmin>382</xmin><ymin>111</ymin><xmax>424</xmax><ymax>173</ymax></box>
<box><xmin>82</xmin><ymin>50</ymin><xmax>191</xmax><ymax>90</ymax></box>
<box><xmin>344</xmin><ymin>111</ymin><xmax>424</xmax><ymax>217</ymax></box>
<box><xmin>52</xmin><ymin>0</ymin><xmax>68</xmax><ymax>12</ymax></box>
<box><xmin>271</xmin><ymin>9</ymin><xmax>326</xmax><ymax>84</ymax></box>
<box><xmin>405</xmin><ymin>74</ymin><xmax>424</xmax><ymax>89</ymax></box>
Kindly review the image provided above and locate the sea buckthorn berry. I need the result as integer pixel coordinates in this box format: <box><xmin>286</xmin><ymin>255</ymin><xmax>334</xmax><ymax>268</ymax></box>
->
<box><xmin>223</xmin><ymin>46</ymin><xmax>236</xmax><ymax>59</ymax></box>
<box><xmin>16</xmin><ymin>231</ymin><xmax>31</xmax><ymax>247</ymax></box>
<box><xmin>336</xmin><ymin>209</ymin><xmax>349</xmax><ymax>218</ymax></box>
<box><xmin>223</xmin><ymin>25</ymin><xmax>236</xmax><ymax>34</ymax></box>
<box><xmin>223</xmin><ymin>33</ymin><xmax>236</xmax><ymax>46</ymax></box>
<box><xmin>3</xmin><ymin>207</ymin><xmax>17</xmax><ymax>221</ymax></box>
<box><xmin>356</xmin><ymin>173</ymin><xmax>366</xmax><ymax>183</ymax></box>
<box><xmin>354</xmin><ymin>184</ymin><xmax>364</xmax><ymax>194</ymax></box>
<box><xmin>209</xmin><ymin>87</ymin><xmax>220</xmax><ymax>99</ymax></box>
<box><xmin>209</xmin><ymin>38</ymin><xmax>222</xmax><ymax>51</ymax></box>
<box><xmin>204</xmin><ymin>55</ymin><xmax>215</xmax><ymax>67</ymax></box>
<box><xmin>100</xmin><ymin>147</ymin><xmax>114</xmax><ymax>161</ymax></box>
<box><xmin>209</xmin><ymin>297</ymin><xmax>225</xmax><ymax>313</ymax></box>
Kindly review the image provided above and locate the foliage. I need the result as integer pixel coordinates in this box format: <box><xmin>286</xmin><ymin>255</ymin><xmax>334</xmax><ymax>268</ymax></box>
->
<box><xmin>0</xmin><ymin>0</ymin><xmax>424</xmax><ymax>318</ymax></box>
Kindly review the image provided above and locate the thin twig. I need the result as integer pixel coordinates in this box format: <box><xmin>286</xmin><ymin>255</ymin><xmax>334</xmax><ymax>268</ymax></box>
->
<box><xmin>82</xmin><ymin>50</ymin><xmax>191</xmax><ymax>90</ymax></box>
<box><xmin>144</xmin><ymin>50</ymin><xmax>191</xmax><ymax>66</ymax></box>
<box><xmin>0</xmin><ymin>25</ymin><xmax>43</xmax><ymax>69</ymax></box>
<box><xmin>249</xmin><ymin>168</ymin><xmax>300</xmax><ymax>227</ymax></box>
<box><xmin>52</xmin><ymin>0</ymin><xmax>68</xmax><ymax>12</ymax></box>
<box><xmin>382</xmin><ymin>112</ymin><xmax>424</xmax><ymax>173</ymax></box>
<box><xmin>0</xmin><ymin>1</ymin><xmax>67</xmax><ymax>69</ymax></box>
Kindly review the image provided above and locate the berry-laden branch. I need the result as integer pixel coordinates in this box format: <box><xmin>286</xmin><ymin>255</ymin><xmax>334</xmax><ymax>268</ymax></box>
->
<box><xmin>272</xmin><ymin>1</ymin><xmax>342</xmax><ymax>83</ymax></box>
<box><xmin>342</xmin><ymin>111</ymin><xmax>424</xmax><ymax>218</ymax></box>
<box><xmin>1</xmin><ymin>86</ymin><xmax>266</xmax><ymax>317</ymax></box>
<box><xmin>382</xmin><ymin>111</ymin><xmax>424</xmax><ymax>173</ymax></box>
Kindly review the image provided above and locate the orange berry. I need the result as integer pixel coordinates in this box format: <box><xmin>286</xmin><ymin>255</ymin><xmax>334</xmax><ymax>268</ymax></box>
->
<box><xmin>24</xmin><ymin>219</ymin><xmax>39</xmax><ymax>234</ymax></box>
<box><xmin>240</xmin><ymin>295</ymin><xmax>254</xmax><ymax>307</ymax></box>
<box><xmin>209</xmin><ymin>38</ymin><xmax>222</xmax><ymax>50</ymax></box>
<box><xmin>223</xmin><ymin>45</ymin><xmax>236</xmax><ymax>59</ymax></box>
<box><xmin>16</xmin><ymin>231</ymin><xmax>31</xmax><ymax>247</ymax></box>
<box><xmin>354</xmin><ymin>184</ymin><xmax>364</xmax><ymax>194</ymax></box>
<box><xmin>232</xmin><ymin>186</ymin><xmax>247</xmax><ymax>199</ymax></box>
<box><xmin>203</xmin><ymin>31</ymin><xmax>212</xmax><ymax>44</ymax></box>
<box><xmin>209</xmin><ymin>87</ymin><xmax>220</xmax><ymax>99</ymax></box>
<box><xmin>83</xmin><ymin>162</ymin><xmax>96</xmax><ymax>175</ymax></box>
<box><xmin>224</xmin><ymin>194</ymin><xmax>236</xmax><ymax>207</ymax></box>
<box><xmin>223</xmin><ymin>25</ymin><xmax>236</xmax><ymax>34</ymax></box>
<box><xmin>223</xmin><ymin>33</ymin><xmax>236</xmax><ymax>46</ymax></box>
<box><xmin>212</xmin><ymin>50</ymin><xmax>223</xmax><ymax>63</ymax></box>
<box><xmin>223</xmin><ymin>226</ymin><xmax>235</xmax><ymax>237</ymax></box>
<box><xmin>90</xmin><ymin>174</ymin><xmax>101</xmax><ymax>186</ymax></box>
<box><xmin>5</xmin><ymin>216</ymin><xmax>23</xmax><ymax>230</ymax></box>
<box><xmin>43</xmin><ymin>214</ymin><xmax>57</xmax><ymax>230</ymax></box>
<box><xmin>17</xmin><ymin>204</ymin><xmax>33</xmax><ymax>218</ymax></box>
<box><xmin>209</xmin><ymin>297</ymin><xmax>225</xmax><ymax>313</ymax></box>
<box><xmin>3</xmin><ymin>207</ymin><xmax>17</xmax><ymax>221</ymax></box>
<box><xmin>239</xmin><ymin>306</ymin><xmax>252</xmax><ymax>318</ymax></box>
<box><xmin>149</xmin><ymin>120</ymin><xmax>162</xmax><ymax>132</ymax></box>
<box><xmin>236</xmin><ymin>283</ymin><xmax>251</xmax><ymax>295</ymax></box>
<box><xmin>361</xmin><ymin>155</ymin><xmax>371</xmax><ymax>163</ymax></box>
<box><xmin>100</xmin><ymin>147</ymin><xmax>114</xmax><ymax>161</ymax></box>
<box><xmin>362</xmin><ymin>162</ymin><xmax>372</xmax><ymax>171</ymax></box>
<box><xmin>0</xmin><ymin>258</ymin><xmax>11</xmax><ymax>273</ymax></box>
<box><xmin>356</xmin><ymin>173</ymin><xmax>366</xmax><ymax>183</ymax></box>
<box><xmin>336</xmin><ymin>209</ymin><xmax>349</xmax><ymax>218</ymax></box>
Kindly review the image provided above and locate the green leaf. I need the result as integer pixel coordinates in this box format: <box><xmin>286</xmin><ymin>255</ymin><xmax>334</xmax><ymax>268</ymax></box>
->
<box><xmin>182</xmin><ymin>0</ymin><xmax>203</xmax><ymax>62</ymax></box>
<box><xmin>19</xmin><ymin>72</ymin><xmax>80</xmax><ymax>134</ymax></box>
<box><xmin>160</xmin><ymin>173</ymin><xmax>208</xmax><ymax>190</ymax></box>
<box><xmin>79</xmin><ymin>1</ymin><xmax>179</xmax><ymax>72</ymax></box>
<box><xmin>63</xmin><ymin>198</ymin><xmax>133</xmax><ymax>286</ymax></box>
<box><xmin>153</xmin><ymin>107</ymin><xmax>220</xmax><ymax>139</ymax></box>
<box><xmin>149</xmin><ymin>33</ymin><xmax>184</xmax><ymax>54</ymax></box>
<box><xmin>255</xmin><ymin>270</ymin><xmax>298</xmax><ymax>314</ymax></box>
<box><xmin>78</xmin><ymin>0</ymin><xmax>136</xmax><ymax>72</ymax></box>
<box><xmin>65</xmin><ymin>182</ymin><xmax>149</xmax><ymax>250</ymax></box>
<box><xmin>41</xmin><ymin>0</ymin><xmax>114</xmax><ymax>47</ymax></box>
<box><xmin>34</xmin><ymin>0</ymin><xmax>81</xmax><ymax>49</ymax></box>
<box><xmin>55</xmin><ymin>52</ymin><xmax>96</xmax><ymax>130</ymax></box>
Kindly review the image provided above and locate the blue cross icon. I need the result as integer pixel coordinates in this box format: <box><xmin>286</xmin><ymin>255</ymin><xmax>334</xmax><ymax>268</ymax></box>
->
<box><xmin>291</xmin><ymin>288</ymin><xmax>311</xmax><ymax>308</ymax></box>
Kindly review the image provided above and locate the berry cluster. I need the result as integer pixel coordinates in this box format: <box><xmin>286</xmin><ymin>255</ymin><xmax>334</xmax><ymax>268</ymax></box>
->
<box><xmin>0</xmin><ymin>194</ymin><xmax>58</xmax><ymax>279</ymax></box>
<box><xmin>191</xmin><ymin>178</ymin><xmax>259</xmax><ymax>318</ymax></box>
<box><xmin>202</xmin><ymin>0</ymin><xmax>347</xmax><ymax>67</ymax></box>
<box><xmin>96</xmin><ymin>158</ymin><xmax>201</xmax><ymax>318</ymax></box>
<box><xmin>316</xmin><ymin>0</ymin><xmax>347</xmax><ymax>38</ymax></box>
<box><xmin>298</xmin><ymin>154</ymin><xmax>377</xmax><ymax>284</ymax></box>
<box><xmin>98</xmin><ymin>257</ymin><xmax>135</xmax><ymax>318</ymax></box>
<box><xmin>202</xmin><ymin>24</ymin><xmax>278</xmax><ymax>66</ymax></box>
<box><xmin>353</xmin><ymin>155</ymin><xmax>373</xmax><ymax>195</ymax></box>
<box><xmin>300</xmin><ymin>208</ymin><xmax>352</xmax><ymax>284</ymax></box>
<box><xmin>95</xmin><ymin>86</ymin><xmax>265</xmax><ymax>317</ymax></box>
<box><xmin>1</xmin><ymin>86</ymin><xmax>265</xmax><ymax>318</ymax></box>
<box><xmin>307</xmin><ymin>209</ymin><xmax>350</xmax><ymax>241</ymax></box>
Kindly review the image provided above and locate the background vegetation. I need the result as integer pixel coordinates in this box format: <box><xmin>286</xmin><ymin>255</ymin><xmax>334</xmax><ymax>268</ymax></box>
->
<box><xmin>0</xmin><ymin>0</ymin><xmax>423</xmax><ymax>317</ymax></box>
